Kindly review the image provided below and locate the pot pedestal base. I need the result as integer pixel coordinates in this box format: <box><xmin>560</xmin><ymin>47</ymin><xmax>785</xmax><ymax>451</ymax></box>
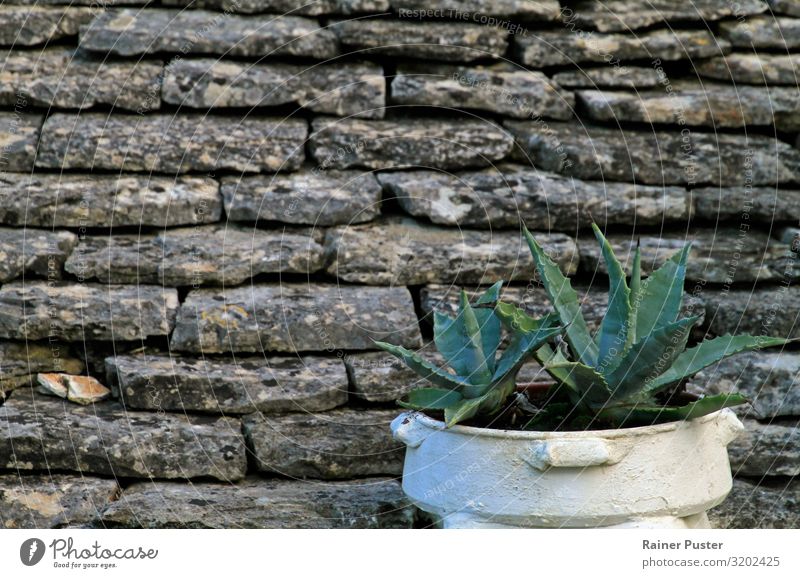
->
<box><xmin>433</xmin><ymin>512</ymin><xmax>710</xmax><ymax>529</ymax></box>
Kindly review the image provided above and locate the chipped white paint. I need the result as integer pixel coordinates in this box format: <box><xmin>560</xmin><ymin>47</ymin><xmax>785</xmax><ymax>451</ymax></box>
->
<box><xmin>391</xmin><ymin>409</ymin><xmax>743</xmax><ymax>529</ymax></box>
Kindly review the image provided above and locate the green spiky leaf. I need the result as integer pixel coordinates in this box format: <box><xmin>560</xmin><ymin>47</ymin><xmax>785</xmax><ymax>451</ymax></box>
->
<box><xmin>543</xmin><ymin>361</ymin><xmax>612</xmax><ymax>406</ymax></box>
<box><xmin>373</xmin><ymin>341</ymin><xmax>469</xmax><ymax>391</ymax></box>
<box><xmin>627</xmin><ymin>244</ymin><xmax>642</xmax><ymax>350</ymax></box>
<box><xmin>397</xmin><ymin>388</ymin><xmax>463</xmax><ymax>410</ymax></box>
<box><xmin>443</xmin><ymin>379</ymin><xmax>515</xmax><ymax>427</ymax></box>
<box><xmin>476</xmin><ymin>281</ymin><xmax>503</xmax><ymax>305</ymax></box>
<box><xmin>494</xmin><ymin>301</ymin><xmax>560</xmax><ymax>333</ymax></box>
<box><xmin>604</xmin><ymin>316</ymin><xmax>700</xmax><ymax>401</ymax></box>
<box><xmin>633</xmin><ymin>244</ymin><xmax>690</xmax><ymax>342</ymax></box>
<box><xmin>494</xmin><ymin>325</ymin><xmax>563</xmax><ymax>383</ymax></box>
<box><xmin>599</xmin><ymin>393</ymin><xmax>748</xmax><ymax>426</ymax></box>
<box><xmin>432</xmin><ymin>291</ymin><xmax>494</xmax><ymax>385</ymax></box>
<box><xmin>643</xmin><ymin>334</ymin><xmax>792</xmax><ymax>397</ymax></box>
<box><xmin>592</xmin><ymin>224</ymin><xmax>631</xmax><ymax>372</ymax></box>
<box><xmin>523</xmin><ymin>227</ymin><xmax>597</xmax><ymax>366</ymax></box>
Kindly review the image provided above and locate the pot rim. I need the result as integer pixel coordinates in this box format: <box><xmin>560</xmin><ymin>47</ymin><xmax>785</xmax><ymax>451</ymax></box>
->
<box><xmin>400</xmin><ymin>408</ymin><xmax>731</xmax><ymax>441</ymax></box>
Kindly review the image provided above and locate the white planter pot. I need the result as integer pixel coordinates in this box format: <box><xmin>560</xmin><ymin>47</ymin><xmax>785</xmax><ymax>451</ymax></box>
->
<box><xmin>391</xmin><ymin>409</ymin><xmax>744</xmax><ymax>529</ymax></box>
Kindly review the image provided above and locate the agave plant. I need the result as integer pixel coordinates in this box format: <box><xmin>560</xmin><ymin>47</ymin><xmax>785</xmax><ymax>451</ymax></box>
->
<box><xmin>509</xmin><ymin>224</ymin><xmax>791</xmax><ymax>428</ymax></box>
<box><xmin>374</xmin><ymin>283</ymin><xmax>562</xmax><ymax>427</ymax></box>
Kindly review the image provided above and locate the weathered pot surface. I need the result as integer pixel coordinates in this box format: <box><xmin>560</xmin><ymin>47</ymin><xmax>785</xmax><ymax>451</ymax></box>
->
<box><xmin>391</xmin><ymin>409</ymin><xmax>744</xmax><ymax>529</ymax></box>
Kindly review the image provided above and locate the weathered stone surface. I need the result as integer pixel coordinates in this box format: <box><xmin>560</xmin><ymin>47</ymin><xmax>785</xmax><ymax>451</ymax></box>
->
<box><xmin>694</xmin><ymin>186</ymin><xmax>800</xmax><ymax>223</ymax></box>
<box><xmin>325</xmin><ymin>217</ymin><xmax>578</xmax><ymax>284</ymax></box>
<box><xmin>0</xmin><ymin>6</ymin><xmax>93</xmax><ymax>46</ymax></box>
<box><xmin>697</xmin><ymin>53</ymin><xmax>800</xmax><ymax>86</ymax></box>
<box><xmin>36</xmin><ymin>373</ymin><xmax>111</xmax><ymax>405</ymax></box>
<box><xmin>392</xmin><ymin>63</ymin><xmax>574</xmax><ymax>119</ymax></box>
<box><xmin>0</xmin><ymin>474</ymin><xmax>118</xmax><ymax>529</ymax></box>
<box><xmin>0</xmin><ymin>227</ymin><xmax>76</xmax><ymax>283</ymax></box>
<box><xmin>0</xmin><ymin>49</ymin><xmax>161</xmax><ymax>111</ymax></box>
<box><xmin>64</xmin><ymin>225</ymin><xmax>325</xmax><ymax>285</ymax></box>
<box><xmin>0</xmin><ymin>390</ymin><xmax>247</xmax><ymax>481</ymax></box>
<box><xmin>36</xmin><ymin>373</ymin><xmax>68</xmax><ymax>399</ymax></box>
<box><xmin>0</xmin><ymin>113</ymin><xmax>41</xmax><ymax>172</ymax></box>
<box><xmin>0</xmin><ymin>174</ymin><xmax>221</xmax><ymax>228</ymax></box>
<box><xmin>170</xmin><ymin>284</ymin><xmax>422</xmax><ymax>353</ymax></box>
<box><xmin>163</xmin><ymin>59</ymin><xmax>384</xmax><ymax>118</ymax></box>
<box><xmin>729</xmin><ymin>420</ymin><xmax>800</xmax><ymax>477</ymax></box>
<box><xmin>552</xmin><ymin>66</ymin><xmax>662</xmax><ymax>89</ymax></box>
<box><xmin>222</xmin><ymin>171</ymin><xmax>382</xmax><ymax>226</ymax></box>
<box><xmin>579</xmin><ymin>230</ymin><xmax>798</xmax><ymax>284</ymax></box>
<box><xmin>514</xmin><ymin>29</ymin><xmax>727</xmax><ymax>67</ymax></box>
<box><xmin>332</xmin><ymin>19</ymin><xmax>508</xmax><ymax>62</ymax></box>
<box><xmin>767</xmin><ymin>0</ymin><xmax>800</xmax><ymax>16</ymax></box>
<box><xmin>1</xmin><ymin>342</ymin><xmax>84</xmax><ymax>398</ymax></box>
<box><xmin>99</xmin><ymin>477</ymin><xmax>412</xmax><ymax>529</ymax></box>
<box><xmin>779</xmin><ymin>226</ymin><xmax>800</xmax><ymax>250</ymax></box>
<box><xmin>244</xmin><ymin>408</ymin><xmax>403</xmax><ymax>478</ymax></box>
<box><xmin>568</xmin><ymin>0</ymin><xmax>766</xmax><ymax>32</ymax></box>
<box><xmin>396</xmin><ymin>0</ymin><xmax>561</xmax><ymax>19</ymax></box>
<box><xmin>379</xmin><ymin>165</ymin><xmax>690</xmax><ymax>229</ymax></box>
<box><xmin>504</xmin><ymin>120</ymin><xmax>800</xmax><ymax>186</ymax></box>
<box><xmin>106</xmin><ymin>354</ymin><xmax>348</xmax><ymax>414</ymax></box>
<box><xmin>420</xmin><ymin>284</ymin><xmax>704</xmax><ymax>338</ymax></box>
<box><xmin>720</xmin><ymin>16</ymin><xmax>800</xmax><ymax>49</ymax></box>
<box><xmin>702</xmin><ymin>287</ymin><xmax>800</xmax><ymax>339</ymax></box>
<box><xmin>578</xmin><ymin>83</ymin><xmax>800</xmax><ymax>130</ymax></box>
<box><xmin>709</xmin><ymin>478</ymin><xmax>800</xmax><ymax>529</ymax></box>
<box><xmin>309</xmin><ymin>118</ymin><xmax>513</xmax><ymax>170</ymax></box>
<box><xmin>689</xmin><ymin>352</ymin><xmax>800</xmax><ymax>419</ymax></box>
<box><xmin>79</xmin><ymin>9</ymin><xmax>338</xmax><ymax>58</ymax></box>
<box><xmin>37</xmin><ymin>113</ymin><xmax>306</xmax><ymax>173</ymax></box>
<box><xmin>162</xmin><ymin>0</ymin><xmax>389</xmax><ymax>15</ymax></box>
<box><xmin>0</xmin><ymin>281</ymin><xmax>178</xmax><ymax>341</ymax></box>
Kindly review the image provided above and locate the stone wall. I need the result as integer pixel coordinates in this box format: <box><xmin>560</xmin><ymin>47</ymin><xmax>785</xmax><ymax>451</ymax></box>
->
<box><xmin>0</xmin><ymin>0</ymin><xmax>798</xmax><ymax>529</ymax></box>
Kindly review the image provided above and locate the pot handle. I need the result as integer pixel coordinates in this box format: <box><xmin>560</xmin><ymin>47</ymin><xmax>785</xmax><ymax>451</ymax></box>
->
<box><xmin>391</xmin><ymin>412</ymin><xmax>431</xmax><ymax>449</ymax></box>
<box><xmin>524</xmin><ymin>439</ymin><xmax>629</xmax><ymax>471</ymax></box>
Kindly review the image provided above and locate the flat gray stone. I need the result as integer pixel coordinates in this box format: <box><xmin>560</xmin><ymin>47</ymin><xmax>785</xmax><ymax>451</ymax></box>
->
<box><xmin>309</xmin><ymin>117</ymin><xmax>513</xmax><ymax>170</ymax></box>
<box><xmin>0</xmin><ymin>6</ymin><xmax>93</xmax><ymax>46</ymax></box>
<box><xmin>332</xmin><ymin>18</ymin><xmax>508</xmax><ymax>62</ymax></box>
<box><xmin>552</xmin><ymin>66</ymin><xmax>662</xmax><ymax>89</ymax></box>
<box><xmin>0</xmin><ymin>390</ymin><xmax>247</xmax><ymax>481</ymax></box>
<box><xmin>0</xmin><ymin>113</ymin><xmax>41</xmax><ymax>172</ymax></box>
<box><xmin>720</xmin><ymin>16</ymin><xmax>800</xmax><ymax>49</ymax></box>
<box><xmin>106</xmin><ymin>354</ymin><xmax>348</xmax><ymax>415</ymax></box>
<box><xmin>689</xmin><ymin>352</ymin><xmax>800</xmax><ymax>420</ymax></box>
<box><xmin>161</xmin><ymin>0</ymin><xmax>389</xmax><ymax>15</ymax></box>
<box><xmin>504</xmin><ymin>120</ymin><xmax>800</xmax><ymax>186</ymax></box>
<box><xmin>379</xmin><ymin>165</ymin><xmax>690</xmax><ymax>229</ymax></box>
<box><xmin>702</xmin><ymin>287</ymin><xmax>800</xmax><ymax>339</ymax></box>
<box><xmin>1</xmin><ymin>341</ymin><xmax>84</xmax><ymax>398</ymax></box>
<box><xmin>694</xmin><ymin>186</ymin><xmax>800</xmax><ymax>223</ymax></box>
<box><xmin>514</xmin><ymin>29</ymin><xmax>728</xmax><ymax>67</ymax></box>
<box><xmin>0</xmin><ymin>474</ymin><xmax>119</xmax><ymax>529</ymax></box>
<box><xmin>579</xmin><ymin>230</ymin><xmax>798</xmax><ymax>284</ymax></box>
<box><xmin>243</xmin><ymin>408</ymin><xmax>403</xmax><ymax>479</ymax></box>
<box><xmin>420</xmin><ymin>284</ymin><xmax>705</xmax><ymax>338</ymax></box>
<box><xmin>0</xmin><ymin>281</ymin><xmax>179</xmax><ymax>341</ymax></box>
<box><xmin>0</xmin><ymin>48</ymin><xmax>162</xmax><ymax>111</ymax></box>
<box><xmin>0</xmin><ymin>174</ymin><xmax>221</xmax><ymax>228</ymax></box>
<box><xmin>697</xmin><ymin>53</ymin><xmax>800</xmax><ymax>85</ymax></box>
<box><xmin>163</xmin><ymin>59</ymin><xmax>385</xmax><ymax>118</ymax></box>
<box><xmin>64</xmin><ymin>225</ymin><xmax>326</xmax><ymax>285</ymax></box>
<box><xmin>577</xmin><ymin>82</ymin><xmax>800</xmax><ymax>130</ymax></box>
<box><xmin>79</xmin><ymin>9</ymin><xmax>338</xmax><ymax>58</ymax></box>
<box><xmin>567</xmin><ymin>0</ymin><xmax>766</xmax><ymax>32</ymax></box>
<box><xmin>37</xmin><ymin>113</ymin><xmax>307</xmax><ymax>173</ymax></box>
<box><xmin>0</xmin><ymin>227</ymin><xmax>76</xmax><ymax>283</ymax></box>
<box><xmin>170</xmin><ymin>284</ymin><xmax>422</xmax><ymax>353</ymax></box>
<box><xmin>391</xmin><ymin>63</ymin><xmax>574</xmax><ymax>119</ymax></box>
<box><xmin>222</xmin><ymin>171</ymin><xmax>382</xmax><ymax>226</ymax></box>
<box><xmin>767</xmin><ymin>0</ymin><xmax>800</xmax><ymax>16</ymax></box>
<box><xmin>709</xmin><ymin>478</ymin><xmax>800</xmax><ymax>529</ymax></box>
<box><xmin>324</xmin><ymin>217</ymin><xmax>578</xmax><ymax>284</ymax></box>
<box><xmin>729</xmin><ymin>420</ymin><xmax>800</xmax><ymax>477</ymax></box>
<box><xmin>99</xmin><ymin>477</ymin><xmax>413</xmax><ymax>529</ymax></box>
<box><xmin>395</xmin><ymin>0</ymin><xmax>561</xmax><ymax>19</ymax></box>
